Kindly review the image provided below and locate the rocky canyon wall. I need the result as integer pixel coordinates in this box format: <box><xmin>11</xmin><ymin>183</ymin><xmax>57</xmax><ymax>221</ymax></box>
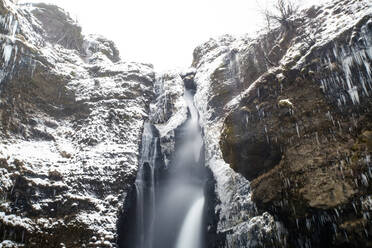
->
<box><xmin>0</xmin><ymin>0</ymin><xmax>371</xmax><ymax>247</ymax></box>
<box><xmin>0</xmin><ymin>1</ymin><xmax>154</xmax><ymax>247</ymax></box>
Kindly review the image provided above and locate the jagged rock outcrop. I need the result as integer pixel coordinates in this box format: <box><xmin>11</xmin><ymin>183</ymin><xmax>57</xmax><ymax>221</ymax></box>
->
<box><xmin>192</xmin><ymin>21</ymin><xmax>287</xmax><ymax>248</ymax></box>
<box><xmin>210</xmin><ymin>0</ymin><xmax>371</xmax><ymax>247</ymax></box>
<box><xmin>0</xmin><ymin>1</ymin><xmax>154</xmax><ymax>247</ymax></box>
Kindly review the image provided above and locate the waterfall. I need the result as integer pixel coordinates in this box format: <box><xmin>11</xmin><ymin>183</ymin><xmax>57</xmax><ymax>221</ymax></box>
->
<box><xmin>183</xmin><ymin>89</ymin><xmax>203</xmax><ymax>162</ymax></box>
<box><xmin>150</xmin><ymin>87</ymin><xmax>206</xmax><ymax>248</ymax></box>
<box><xmin>175</xmin><ymin>195</ymin><xmax>206</xmax><ymax>248</ymax></box>
<box><xmin>135</xmin><ymin>122</ymin><xmax>158</xmax><ymax>248</ymax></box>
<box><xmin>171</xmin><ymin>88</ymin><xmax>205</xmax><ymax>248</ymax></box>
<box><xmin>121</xmin><ymin>81</ymin><xmax>209</xmax><ymax>248</ymax></box>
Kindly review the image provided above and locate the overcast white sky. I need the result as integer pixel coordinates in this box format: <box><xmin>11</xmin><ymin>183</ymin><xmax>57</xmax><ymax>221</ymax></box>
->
<box><xmin>19</xmin><ymin>0</ymin><xmax>327</xmax><ymax>71</ymax></box>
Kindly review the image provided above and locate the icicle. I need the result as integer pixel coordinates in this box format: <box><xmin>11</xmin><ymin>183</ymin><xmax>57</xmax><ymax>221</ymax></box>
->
<box><xmin>332</xmin><ymin>223</ymin><xmax>337</xmax><ymax>234</ymax></box>
<box><xmin>337</xmin><ymin>121</ymin><xmax>342</xmax><ymax>133</ymax></box>
<box><xmin>334</xmin><ymin>208</ymin><xmax>339</xmax><ymax>218</ymax></box>
<box><xmin>348</xmin><ymin>86</ymin><xmax>360</xmax><ymax>104</ymax></box>
<box><xmin>2</xmin><ymin>43</ymin><xmax>13</xmax><ymax>66</ymax></box>
<box><xmin>361</xmin><ymin>173</ymin><xmax>368</xmax><ymax>186</ymax></box>
<box><xmin>363</xmin><ymin>212</ymin><xmax>369</xmax><ymax>220</ymax></box>
<box><xmin>296</xmin><ymin>123</ymin><xmax>300</xmax><ymax>138</ymax></box>
<box><xmin>359</xmin><ymin>74</ymin><xmax>369</xmax><ymax>96</ymax></box>
<box><xmin>340</xmin><ymin>165</ymin><xmax>345</xmax><ymax>179</ymax></box>
<box><xmin>306</xmin><ymin>219</ymin><xmax>311</xmax><ymax>231</ymax></box>
<box><xmin>352</xmin><ymin>202</ymin><xmax>357</xmax><ymax>214</ymax></box>
<box><xmin>11</xmin><ymin>19</ymin><xmax>18</xmax><ymax>37</ymax></box>
<box><xmin>344</xmin><ymin>231</ymin><xmax>349</xmax><ymax>242</ymax></box>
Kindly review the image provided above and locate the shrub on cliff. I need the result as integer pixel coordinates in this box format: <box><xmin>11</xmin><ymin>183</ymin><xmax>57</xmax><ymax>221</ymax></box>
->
<box><xmin>262</xmin><ymin>0</ymin><xmax>299</xmax><ymax>30</ymax></box>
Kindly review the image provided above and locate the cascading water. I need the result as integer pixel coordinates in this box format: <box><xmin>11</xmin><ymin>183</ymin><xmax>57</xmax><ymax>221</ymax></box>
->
<box><xmin>135</xmin><ymin>122</ymin><xmax>158</xmax><ymax>248</ymax></box>
<box><xmin>119</xmin><ymin>79</ymin><xmax>212</xmax><ymax>248</ymax></box>
<box><xmin>175</xmin><ymin>195</ymin><xmax>206</xmax><ymax>248</ymax></box>
<box><xmin>167</xmin><ymin>88</ymin><xmax>206</xmax><ymax>248</ymax></box>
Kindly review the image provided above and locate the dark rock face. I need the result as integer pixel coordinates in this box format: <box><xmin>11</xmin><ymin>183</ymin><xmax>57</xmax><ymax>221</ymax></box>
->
<box><xmin>217</xmin><ymin>1</ymin><xmax>372</xmax><ymax>247</ymax></box>
<box><xmin>220</xmin><ymin>107</ymin><xmax>282</xmax><ymax>180</ymax></box>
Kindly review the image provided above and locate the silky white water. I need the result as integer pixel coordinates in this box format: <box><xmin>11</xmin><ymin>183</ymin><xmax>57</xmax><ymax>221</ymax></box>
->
<box><xmin>135</xmin><ymin>122</ymin><xmax>158</xmax><ymax>248</ymax></box>
<box><xmin>180</xmin><ymin>89</ymin><xmax>203</xmax><ymax>162</ymax></box>
<box><xmin>175</xmin><ymin>195</ymin><xmax>206</xmax><ymax>248</ymax></box>
<box><xmin>126</xmin><ymin>87</ymin><xmax>207</xmax><ymax>248</ymax></box>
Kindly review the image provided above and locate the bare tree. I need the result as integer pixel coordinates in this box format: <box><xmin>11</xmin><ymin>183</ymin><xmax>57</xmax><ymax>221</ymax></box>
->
<box><xmin>263</xmin><ymin>0</ymin><xmax>299</xmax><ymax>29</ymax></box>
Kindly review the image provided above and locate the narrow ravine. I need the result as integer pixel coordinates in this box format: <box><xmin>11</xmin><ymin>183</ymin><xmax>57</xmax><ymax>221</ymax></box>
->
<box><xmin>152</xmin><ymin>87</ymin><xmax>206</xmax><ymax>248</ymax></box>
<box><xmin>118</xmin><ymin>76</ymin><xmax>215</xmax><ymax>248</ymax></box>
<box><xmin>2</xmin><ymin>1</ymin><xmax>370</xmax><ymax>247</ymax></box>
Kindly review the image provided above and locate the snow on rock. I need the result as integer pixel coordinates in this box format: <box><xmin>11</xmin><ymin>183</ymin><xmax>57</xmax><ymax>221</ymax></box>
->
<box><xmin>0</xmin><ymin>212</ymin><xmax>35</xmax><ymax>232</ymax></box>
<box><xmin>83</xmin><ymin>34</ymin><xmax>120</xmax><ymax>63</ymax></box>
<box><xmin>226</xmin><ymin>213</ymin><xmax>287</xmax><ymax>247</ymax></box>
<box><xmin>0</xmin><ymin>240</ymin><xmax>23</xmax><ymax>248</ymax></box>
<box><xmin>0</xmin><ymin>1</ymin><xmax>155</xmax><ymax>247</ymax></box>
<box><xmin>150</xmin><ymin>71</ymin><xmax>186</xmax><ymax>137</ymax></box>
<box><xmin>192</xmin><ymin>0</ymin><xmax>372</xmax><ymax>246</ymax></box>
<box><xmin>2</xmin><ymin>43</ymin><xmax>12</xmax><ymax>65</ymax></box>
<box><xmin>193</xmin><ymin>36</ymin><xmax>281</xmax><ymax>246</ymax></box>
<box><xmin>0</xmin><ymin>0</ymin><xmax>371</xmax><ymax>246</ymax></box>
<box><xmin>191</xmin><ymin>30</ymin><xmax>282</xmax><ymax>246</ymax></box>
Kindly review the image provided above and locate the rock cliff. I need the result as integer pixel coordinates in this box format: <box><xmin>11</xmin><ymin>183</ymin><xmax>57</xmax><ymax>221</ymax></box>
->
<box><xmin>0</xmin><ymin>0</ymin><xmax>371</xmax><ymax>247</ymax></box>
<box><xmin>1</xmin><ymin>1</ymin><xmax>154</xmax><ymax>247</ymax></box>
<box><xmin>206</xmin><ymin>0</ymin><xmax>372</xmax><ymax>246</ymax></box>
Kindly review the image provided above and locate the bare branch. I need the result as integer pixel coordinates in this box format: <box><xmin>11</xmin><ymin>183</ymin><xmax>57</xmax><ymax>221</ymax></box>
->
<box><xmin>263</xmin><ymin>0</ymin><xmax>299</xmax><ymax>30</ymax></box>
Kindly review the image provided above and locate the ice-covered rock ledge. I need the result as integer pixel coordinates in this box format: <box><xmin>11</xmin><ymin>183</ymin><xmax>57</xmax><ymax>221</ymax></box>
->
<box><xmin>191</xmin><ymin>0</ymin><xmax>372</xmax><ymax>247</ymax></box>
<box><xmin>0</xmin><ymin>0</ymin><xmax>155</xmax><ymax>247</ymax></box>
